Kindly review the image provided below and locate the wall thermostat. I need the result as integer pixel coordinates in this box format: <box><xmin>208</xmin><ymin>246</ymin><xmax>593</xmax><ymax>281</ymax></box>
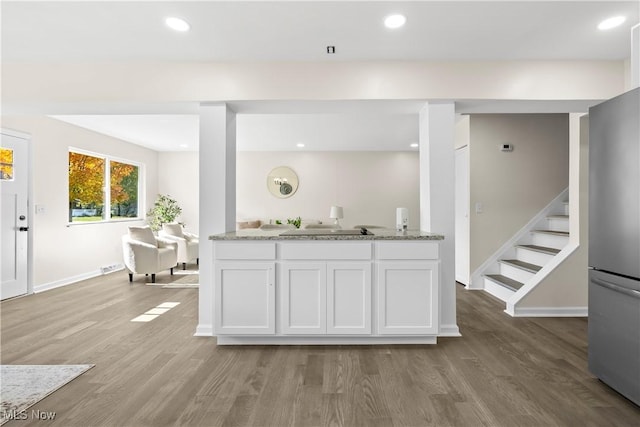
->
<box><xmin>500</xmin><ymin>143</ymin><xmax>514</xmax><ymax>152</ymax></box>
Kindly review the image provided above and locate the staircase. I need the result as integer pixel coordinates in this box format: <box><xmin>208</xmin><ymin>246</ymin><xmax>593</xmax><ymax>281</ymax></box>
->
<box><xmin>479</xmin><ymin>193</ymin><xmax>570</xmax><ymax>306</ymax></box>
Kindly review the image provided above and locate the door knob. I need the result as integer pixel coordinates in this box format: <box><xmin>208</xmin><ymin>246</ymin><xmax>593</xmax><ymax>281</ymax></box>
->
<box><xmin>19</xmin><ymin>227</ymin><xmax>29</xmax><ymax>231</ymax></box>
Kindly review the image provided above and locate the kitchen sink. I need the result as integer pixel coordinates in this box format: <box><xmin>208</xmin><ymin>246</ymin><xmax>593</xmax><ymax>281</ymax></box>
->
<box><xmin>279</xmin><ymin>228</ymin><xmax>374</xmax><ymax>236</ymax></box>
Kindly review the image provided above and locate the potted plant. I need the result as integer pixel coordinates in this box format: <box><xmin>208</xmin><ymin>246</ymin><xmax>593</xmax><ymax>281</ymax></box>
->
<box><xmin>287</xmin><ymin>216</ymin><xmax>302</xmax><ymax>229</ymax></box>
<box><xmin>147</xmin><ymin>194</ymin><xmax>183</xmax><ymax>232</ymax></box>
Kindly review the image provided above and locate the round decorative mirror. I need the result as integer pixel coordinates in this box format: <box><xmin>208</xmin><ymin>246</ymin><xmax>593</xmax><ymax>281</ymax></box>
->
<box><xmin>267</xmin><ymin>166</ymin><xmax>299</xmax><ymax>198</ymax></box>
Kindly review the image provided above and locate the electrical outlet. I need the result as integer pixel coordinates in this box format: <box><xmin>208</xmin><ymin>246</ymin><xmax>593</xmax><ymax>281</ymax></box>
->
<box><xmin>101</xmin><ymin>263</ymin><xmax>123</xmax><ymax>274</ymax></box>
<box><xmin>475</xmin><ymin>202</ymin><xmax>483</xmax><ymax>214</ymax></box>
<box><xmin>35</xmin><ymin>204</ymin><xmax>46</xmax><ymax>214</ymax></box>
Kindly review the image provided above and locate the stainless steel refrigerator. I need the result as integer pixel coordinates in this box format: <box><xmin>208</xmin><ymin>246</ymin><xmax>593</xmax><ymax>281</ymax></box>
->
<box><xmin>588</xmin><ymin>87</ymin><xmax>640</xmax><ymax>406</ymax></box>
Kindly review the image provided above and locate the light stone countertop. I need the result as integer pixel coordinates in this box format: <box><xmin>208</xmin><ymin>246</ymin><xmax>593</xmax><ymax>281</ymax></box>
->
<box><xmin>209</xmin><ymin>228</ymin><xmax>444</xmax><ymax>241</ymax></box>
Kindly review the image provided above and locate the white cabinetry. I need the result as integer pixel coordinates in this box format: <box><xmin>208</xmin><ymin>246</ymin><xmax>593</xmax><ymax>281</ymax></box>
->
<box><xmin>214</xmin><ymin>242</ymin><xmax>276</xmax><ymax>335</ymax></box>
<box><xmin>377</xmin><ymin>261</ymin><xmax>439</xmax><ymax>334</ymax></box>
<box><xmin>211</xmin><ymin>238</ymin><xmax>443</xmax><ymax>344</ymax></box>
<box><xmin>327</xmin><ymin>262</ymin><xmax>372</xmax><ymax>334</ymax></box>
<box><xmin>376</xmin><ymin>242</ymin><xmax>440</xmax><ymax>335</ymax></box>
<box><xmin>281</xmin><ymin>262</ymin><xmax>326</xmax><ymax>334</ymax></box>
<box><xmin>281</xmin><ymin>261</ymin><xmax>372</xmax><ymax>335</ymax></box>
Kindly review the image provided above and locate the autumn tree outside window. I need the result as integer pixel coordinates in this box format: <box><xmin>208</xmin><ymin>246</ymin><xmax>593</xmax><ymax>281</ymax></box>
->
<box><xmin>69</xmin><ymin>149</ymin><xmax>142</xmax><ymax>223</ymax></box>
<box><xmin>1</xmin><ymin>148</ymin><xmax>14</xmax><ymax>180</ymax></box>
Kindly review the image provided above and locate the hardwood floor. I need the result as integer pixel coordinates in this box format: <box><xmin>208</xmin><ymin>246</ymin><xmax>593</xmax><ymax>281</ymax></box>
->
<box><xmin>2</xmin><ymin>271</ymin><xmax>639</xmax><ymax>426</ymax></box>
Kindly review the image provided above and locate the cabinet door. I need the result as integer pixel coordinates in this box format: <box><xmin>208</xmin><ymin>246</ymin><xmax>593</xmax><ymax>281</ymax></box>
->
<box><xmin>281</xmin><ymin>262</ymin><xmax>326</xmax><ymax>334</ymax></box>
<box><xmin>327</xmin><ymin>262</ymin><xmax>371</xmax><ymax>335</ymax></box>
<box><xmin>215</xmin><ymin>262</ymin><xmax>275</xmax><ymax>335</ymax></box>
<box><xmin>377</xmin><ymin>261</ymin><xmax>439</xmax><ymax>335</ymax></box>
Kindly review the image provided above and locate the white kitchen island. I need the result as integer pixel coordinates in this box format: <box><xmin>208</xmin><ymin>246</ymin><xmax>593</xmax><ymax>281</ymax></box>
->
<box><xmin>209</xmin><ymin>229</ymin><xmax>445</xmax><ymax>345</ymax></box>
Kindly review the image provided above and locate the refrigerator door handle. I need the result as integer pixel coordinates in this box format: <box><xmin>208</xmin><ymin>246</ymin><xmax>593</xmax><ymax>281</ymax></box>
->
<box><xmin>592</xmin><ymin>277</ymin><xmax>640</xmax><ymax>299</ymax></box>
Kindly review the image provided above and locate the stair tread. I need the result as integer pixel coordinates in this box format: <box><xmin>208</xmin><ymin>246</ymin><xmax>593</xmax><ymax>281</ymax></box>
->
<box><xmin>516</xmin><ymin>244</ymin><xmax>561</xmax><ymax>255</ymax></box>
<box><xmin>532</xmin><ymin>229</ymin><xmax>569</xmax><ymax>236</ymax></box>
<box><xmin>500</xmin><ymin>259</ymin><xmax>542</xmax><ymax>273</ymax></box>
<box><xmin>547</xmin><ymin>215</ymin><xmax>569</xmax><ymax>219</ymax></box>
<box><xmin>485</xmin><ymin>274</ymin><xmax>525</xmax><ymax>291</ymax></box>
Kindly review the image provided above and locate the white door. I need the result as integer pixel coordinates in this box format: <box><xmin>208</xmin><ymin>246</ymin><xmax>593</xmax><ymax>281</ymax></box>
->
<box><xmin>214</xmin><ymin>262</ymin><xmax>275</xmax><ymax>335</ymax></box>
<box><xmin>281</xmin><ymin>262</ymin><xmax>326</xmax><ymax>334</ymax></box>
<box><xmin>1</xmin><ymin>132</ymin><xmax>29</xmax><ymax>300</ymax></box>
<box><xmin>455</xmin><ymin>145</ymin><xmax>470</xmax><ymax>286</ymax></box>
<box><xmin>327</xmin><ymin>262</ymin><xmax>371</xmax><ymax>335</ymax></box>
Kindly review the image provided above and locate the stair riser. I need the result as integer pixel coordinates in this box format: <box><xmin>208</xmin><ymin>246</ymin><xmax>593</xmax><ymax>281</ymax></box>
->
<box><xmin>531</xmin><ymin>233</ymin><xmax>568</xmax><ymax>250</ymax></box>
<box><xmin>499</xmin><ymin>263</ymin><xmax>536</xmax><ymax>283</ymax></box>
<box><xmin>515</xmin><ymin>248</ymin><xmax>555</xmax><ymax>266</ymax></box>
<box><xmin>547</xmin><ymin>218</ymin><xmax>569</xmax><ymax>232</ymax></box>
<box><xmin>484</xmin><ymin>278</ymin><xmax>516</xmax><ymax>302</ymax></box>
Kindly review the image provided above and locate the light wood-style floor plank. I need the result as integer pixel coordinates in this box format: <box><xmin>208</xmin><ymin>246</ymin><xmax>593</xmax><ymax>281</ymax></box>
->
<box><xmin>2</xmin><ymin>270</ymin><xmax>639</xmax><ymax>426</ymax></box>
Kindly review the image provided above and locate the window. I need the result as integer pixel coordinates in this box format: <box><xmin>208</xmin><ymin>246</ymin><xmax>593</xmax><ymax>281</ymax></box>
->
<box><xmin>1</xmin><ymin>148</ymin><xmax>14</xmax><ymax>180</ymax></box>
<box><xmin>68</xmin><ymin>149</ymin><xmax>142</xmax><ymax>223</ymax></box>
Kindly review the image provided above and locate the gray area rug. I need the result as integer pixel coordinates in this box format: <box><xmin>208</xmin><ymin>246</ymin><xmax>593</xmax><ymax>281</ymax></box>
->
<box><xmin>0</xmin><ymin>364</ymin><xmax>94</xmax><ymax>425</ymax></box>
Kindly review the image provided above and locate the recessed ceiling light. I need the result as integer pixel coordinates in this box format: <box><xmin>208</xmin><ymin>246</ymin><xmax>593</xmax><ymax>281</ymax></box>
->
<box><xmin>410</xmin><ymin>143</ymin><xmax>419</xmax><ymax>148</ymax></box>
<box><xmin>384</xmin><ymin>14</ymin><xmax>406</xmax><ymax>29</ymax></box>
<box><xmin>296</xmin><ymin>143</ymin><xmax>305</xmax><ymax>148</ymax></box>
<box><xmin>165</xmin><ymin>17</ymin><xmax>190</xmax><ymax>32</ymax></box>
<box><xmin>598</xmin><ymin>16</ymin><xmax>626</xmax><ymax>30</ymax></box>
<box><xmin>179</xmin><ymin>144</ymin><xmax>189</xmax><ymax>148</ymax></box>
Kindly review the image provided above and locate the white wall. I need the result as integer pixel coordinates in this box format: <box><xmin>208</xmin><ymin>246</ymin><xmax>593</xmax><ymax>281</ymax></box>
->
<box><xmin>1</xmin><ymin>116</ymin><xmax>159</xmax><ymax>289</ymax></box>
<box><xmin>2</xmin><ymin>61</ymin><xmax>625</xmax><ymax>111</ymax></box>
<box><xmin>469</xmin><ymin>114</ymin><xmax>569</xmax><ymax>272</ymax></box>
<box><xmin>157</xmin><ymin>152</ymin><xmax>199</xmax><ymax>235</ymax></box>
<box><xmin>454</xmin><ymin>115</ymin><xmax>470</xmax><ymax>150</ymax></box>
<box><xmin>236</xmin><ymin>151</ymin><xmax>419</xmax><ymax>229</ymax></box>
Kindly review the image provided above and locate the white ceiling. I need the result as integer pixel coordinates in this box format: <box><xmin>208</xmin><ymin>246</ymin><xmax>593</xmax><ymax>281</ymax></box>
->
<box><xmin>5</xmin><ymin>1</ymin><xmax>639</xmax><ymax>151</ymax></box>
<box><xmin>3</xmin><ymin>1</ymin><xmax>638</xmax><ymax>62</ymax></box>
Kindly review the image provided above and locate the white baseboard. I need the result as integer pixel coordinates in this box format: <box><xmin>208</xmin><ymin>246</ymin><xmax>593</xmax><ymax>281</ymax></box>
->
<box><xmin>216</xmin><ymin>336</ymin><xmax>438</xmax><ymax>345</ymax></box>
<box><xmin>439</xmin><ymin>324</ymin><xmax>462</xmax><ymax>337</ymax></box>
<box><xmin>508</xmin><ymin>306</ymin><xmax>588</xmax><ymax>317</ymax></box>
<box><xmin>34</xmin><ymin>269</ymin><xmax>102</xmax><ymax>293</ymax></box>
<box><xmin>194</xmin><ymin>324</ymin><xmax>214</xmax><ymax>337</ymax></box>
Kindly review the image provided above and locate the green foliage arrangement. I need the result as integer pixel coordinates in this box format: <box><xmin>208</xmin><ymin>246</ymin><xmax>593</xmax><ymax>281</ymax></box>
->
<box><xmin>287</xmin><ymin>216</ymin><xmax>302</xmax><ymax>229</ymax></box>
<box><xmin>147</xmin><ymin>194</ymin><xmax>182</xmax><ymax>231</ymax></box>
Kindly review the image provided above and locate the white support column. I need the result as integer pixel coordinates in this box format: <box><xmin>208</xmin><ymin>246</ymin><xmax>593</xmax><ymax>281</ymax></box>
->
<box><xmin>632</xmin><ymin>24</ymin><xmax>639</xmax><ymax>89</ymax></box>
<box><xmin>196</xmin><ymin>103</ymin><xmax>236</xmax><ymax>336</ymax></box>
<box><xmin>419</xmin><ymin>102</ymin><xmax>460</xmax><ymax>336</ymax></box>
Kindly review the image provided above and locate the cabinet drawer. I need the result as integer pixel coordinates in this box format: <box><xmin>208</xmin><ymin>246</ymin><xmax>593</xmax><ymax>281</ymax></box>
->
<box><xmin>215</xmin><ymin>242</ymin><xmax>276</xmax><ymax>260</ymax></box>
<box><xmin>280</xmin><ymin>242</ymin><xmax>372</xmax><ymax>260</ymax></box>
<box><xmin>376</xmin><ymin>242</ymin><xmax>439</xmax><ymax>260</ymax></box>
